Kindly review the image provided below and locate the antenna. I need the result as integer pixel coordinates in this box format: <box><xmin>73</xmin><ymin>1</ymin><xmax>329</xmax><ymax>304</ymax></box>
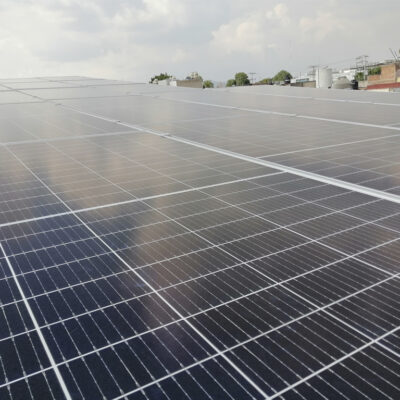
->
<box><xmin>389</xmin><ymin>48</ymin><xmax>399</xmax><ymax>61</ymax></box>
<box><xmin>356</xmin><ymin>55</ymin><xmax>368</xmax><ymax>78</ymax></box>
<box><xmin>248</xmin><ymin>72</ymin><xmax>256</xmax><ymax>84</ymax></box>
<box><xmin>308</xmin><ymin>65</ymin><xmax>318</xmax><ymax>76</ymax></box>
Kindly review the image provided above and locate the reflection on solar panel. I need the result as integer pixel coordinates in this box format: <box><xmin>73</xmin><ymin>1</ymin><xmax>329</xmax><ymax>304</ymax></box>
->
<box><xmin>0</xmin><ymin>76</ymin><xmax>400</xmax><ymax>400</ymax></box>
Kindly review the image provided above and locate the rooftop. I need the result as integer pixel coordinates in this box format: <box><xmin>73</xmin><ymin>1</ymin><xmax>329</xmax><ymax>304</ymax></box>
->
<box><xmin>0</xmin><ymin>76</ymin><xmax>400</xmax><ymax>400</ymax></box>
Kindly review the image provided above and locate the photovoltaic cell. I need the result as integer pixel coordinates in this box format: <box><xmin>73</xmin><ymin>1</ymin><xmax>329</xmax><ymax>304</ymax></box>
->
<box><xmin>0</xmin><ymin>77</ymin><xmax>399</xmax><ymax>399</ymax></box>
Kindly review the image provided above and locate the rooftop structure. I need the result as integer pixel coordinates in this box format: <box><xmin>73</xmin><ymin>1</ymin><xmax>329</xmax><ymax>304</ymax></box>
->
<box><xmin>152</xmin><ymin>72</ymin><xmax>203</xmax><ymax>88</ymax></box>
<box><xmin>367</xmin><ymin>62</ymin><xmax>400</xmax><ymax>91</ymax></box>
<box><xmin>0</xmin><ymin>76</ymin><xmax>400</xmax><ymax>399</ymax></box>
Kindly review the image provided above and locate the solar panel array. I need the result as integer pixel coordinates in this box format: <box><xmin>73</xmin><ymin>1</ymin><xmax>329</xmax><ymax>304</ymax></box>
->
<box><xmin>0</xmin><ymin>76</ymin><xmax>400</xmax><ymax>400</ymax></box>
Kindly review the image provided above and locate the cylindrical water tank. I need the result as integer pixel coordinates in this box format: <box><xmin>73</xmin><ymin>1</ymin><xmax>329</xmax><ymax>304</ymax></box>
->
<box><xmin>316</xmin><ymin>68</ymin><xmax>332</xmax><ymax>88</ymax></box>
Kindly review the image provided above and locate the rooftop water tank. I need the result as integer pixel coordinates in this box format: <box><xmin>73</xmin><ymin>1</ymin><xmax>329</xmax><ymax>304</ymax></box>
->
<box><xmin>316</xmin><ymin>68</ymin><xmax>332</xmax><ymax>88</ymax></box>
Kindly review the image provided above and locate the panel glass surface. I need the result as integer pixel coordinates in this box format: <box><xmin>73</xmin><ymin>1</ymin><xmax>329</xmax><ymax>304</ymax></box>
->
<box><xmin>1</xmin><ymin>77</ymin><xmax>400</xmax><ymax>400</ymax></box>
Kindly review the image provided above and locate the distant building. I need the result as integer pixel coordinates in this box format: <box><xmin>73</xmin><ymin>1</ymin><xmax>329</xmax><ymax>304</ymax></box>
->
<box><xmin>332</xmin><ymin>68</ymin><xmax>357</xmax><ymax>82</ymax></box>
<box><xmin>152</xmin><ymin>72</ymin><xmax>203</xmax><ymax>88</ymax></box>
<box><xmin>290</xmin><ymin>79</ymin><xmax>316</xmax><ymax>88</ymax></box>
<box><xmin>367</xmin><ymin>62</ymin><xmax>400</xmax><ymax>91</ymax></box>
<box><xmin>170</xmin><ymin>79</ymin><xmax>203</xmax><ymax>89</ymax></box>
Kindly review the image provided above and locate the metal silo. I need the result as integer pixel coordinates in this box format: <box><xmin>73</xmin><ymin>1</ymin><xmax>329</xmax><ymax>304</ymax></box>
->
<box><xmin>316</xmin><ymin>68</ymin><xmax>333</xmax><ymax>88</ymax></box>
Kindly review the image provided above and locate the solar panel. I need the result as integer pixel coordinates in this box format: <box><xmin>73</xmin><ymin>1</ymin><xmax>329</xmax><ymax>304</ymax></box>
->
<box><xmin>0</xmin><ymin>77</ymin><xmax>400</xmax><ymax>399</ymax></box>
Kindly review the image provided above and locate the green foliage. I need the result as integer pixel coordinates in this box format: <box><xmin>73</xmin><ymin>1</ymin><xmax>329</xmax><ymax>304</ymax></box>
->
<box><xmin>203</xmin><ymin>80</ymin><xmax>214</xmax><ymax>88</ymax></box>
<box><xmin>354</xmin><ymin>72</ymin><xmax>366</xmax><ymax>82</ymax></box>
<box><xmin>234</xmin><ymin>72</ymin><xmax>250</xmax><ymax>86</ymax></box>
<box><xmin>186</xmin><ymin>74</ymin><xmax>203</xmax><ymax>81</ymax></box>
<box><xmin>226</xmin><ymin>79</ymin><xmax>236</xmax><ymax>87</ymax></box>
<box><xmin>368</xmin><ymin>67</ymin><xmax>381</xmax><ymax>76</ymax></box>
<box><xmin>258</xmin><ymin>78</ymin><xmax>273</xmax><ymax>85</ymax></box>
<box><xmin>150</xmin><ymin>73</ymin><xmax>171</xmax><ymax>83</ymax></box>
<box><xmin>273</xmin><ymin>70</ymin><xmax>292</xmax><ymax>82</ymax></box>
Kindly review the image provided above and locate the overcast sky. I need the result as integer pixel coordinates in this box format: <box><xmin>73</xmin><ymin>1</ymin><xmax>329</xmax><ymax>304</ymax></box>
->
<box><xmin>0</xmin><ymin>0</ymin><xmax>399</xmax><ymax>82</ymax></box>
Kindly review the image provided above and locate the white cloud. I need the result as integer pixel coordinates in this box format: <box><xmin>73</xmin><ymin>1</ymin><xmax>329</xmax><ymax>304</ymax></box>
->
<box><xmin>211</xmin><ymin>15</ymin><xmax>269</xmax><ymax>55</ymax></box>
<box><xmin>299</xmin><ymin>12</ymin><xmax>345</xmax><ymax>42</ymax></box>
<box><xmin>211</xmin><ymin>3</ymin><xmax>291</xmax><ymax>56</ymax></box>
<box><xmin>0</xmin><ymin>0</ymin><xmax>398</xmax><ymax>81</ymax></box>
<box><xmin>266</xmin><ymin>3</ymin><xmax>290</xmax><ymax>26</ymax></box>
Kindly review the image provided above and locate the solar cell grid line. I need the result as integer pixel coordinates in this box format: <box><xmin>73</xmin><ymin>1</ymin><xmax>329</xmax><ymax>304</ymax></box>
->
<box><xmin>186</xmin><ymin>190</ymin><xmax>398</xmax><ymax>276</ymax></box>
<box><xmin>0</xmin><ymin>216</ymin><xmax>400</xmax><ymax>396</ymax></box>
<box><xmin>4</xmin><ymin>130</ymin><xmax>272</xmax><ymax>399</ymax></box>
<box><xmin>122</xmin><ymin>158</ymin><xmax>400</xmax><ymax>346</ymax></box>
<box><xmin>23</xmin><ymin>94</ymin><xmax>396</xmax><ymax>164</ymax></box>
<box><xmin>0</xmin><ymin>129</ymin><xmax>141</xmax><ymax>146</ymax></box>
<box><xmin>0</xmin><ymin>235</ymin><xmax>396</xmax><ymax>364</ymax></box>
<box><xmin>0</xmin><ymin>223</ymin><xmax>225</xmax><ymax>396</ymax></box>
<box><xmin>145</xmin><ymin>178</ymin><xmax>400</xmax><ymax>346</ymax></box>
<box><xmin>1</xmin><ymin>143</ymin><xmax>394</xmax><ymax>394</ymax></box>
<box><xmin>1</xmin><ymin>192</ymin><xmax>397</xmax><ymax>315</ymax></box>
<box><xmin>139</xmin><ymin>110</ymin><xmax>400</xmax><ymax>157</ymax></box>
<box><xmin>229</xmin><ymin>317</ymin><xmax>397</xmax><ymax>397</ymax></box>
<box><xmin>0</xmin><ymin>243</ymin><xmax>72</xmax><ymax>400</ymax></box>
<box><xmin>58</xmin><ymin>91</ymin><xmax>400</xmax><ymax>138</ymax></box>
<box><xmin>275</xmin><ymin>347</ymin><xmax>400</xmax><ymax>400</ymax></box>
<box><xmin>0</xmin><ymin>170</ymin><xmax>283</xmax><ymax>232</ymax></box>
<box><xmin>260</xmin><ymin>138</ymin><xmax>400</xmax><ymax>192</ymax></box>
<box><xmin>17</xmin><ymin>108</ymin><xmax>129</xmax><ymax>139</ymax></box>
<box><xmin>81</xmin><ymin>136</ymin><xmax>278</xmax><ymax>191</ymax></box>
<box><xmin>54</xmin><ymin>152</ymin><xmax>396</xmax><ymax>282</ymax></box>
<box><xmin>261</xmin><ymin>156</ymin><xmax>395</xmax><ymax>182</ymax></box>
<box><xmin>266</xmin><ymin>327</ymin><xmax>400</xmax><ymax>400</ymax></box>
<box><xmin>112</xmin><ymin>282</ymin><xmax>400</xmax><ymax>399</ymax></box>
<box><xmin>79</xmin><ymin>134</ymin><xmax>400</xmax><ymax>260</ymax></box>
<box><xmin>136</xmin><ymin>92</ymin><xmax>400</xmax><ymax>128</ymax></box>
<box><xmin>75</xmin><ymin>122</ymin><xmax>400</xmax><ymax>205</ymax></box>
<box><xmin>1</xmin><ymin>222</ymin><xmax>396</xmax><ymax>332</ymax></box>
<box><xmin>3</xmin><ymin>173</ymin><xmax>400</xmax><ymax>284</ymax></box>
<box><xmin>24</xmin><ymin>93</ymin><xmax>400</xmax><ymax>205</ymax></box>
<box><xmin>14</xmin><ymin>134</ymin><xmax>251</xmax><ymax>185</ymax></box>
<box><xmin>309</xmin><ymin>158</ymin><xmax>400</xmax><ymax>193</ymax></box>
<box><xmin>41</xmin><ymin>136</ymin><xmax>278</xmax><ymax>202</ymax></box>
<box><xmin>256</xmin><ymin>132</ymin><xmax>400</xmax><ymax>160</ymax></box>
<box><xmin>203</xmin><ymin>169</ymin><xmax>400</xmax><ymax>232</ymax></box>
<box><xmin>72</xmin><ymin>164</ymin><xmax>400</xmax><ymax>382</ymax></box>
<box><xmin>277</xmin><ymin>159</ymin><xmax>372</xmax><ymax>177</ymax></box>
<box><xmin>4</xmin><ymin>80</ymin><xmax>400</xmax><ymax>396</ymax></box>
<box><xmin>2</xmin><ymin>109</ymin><xmax>129</xmax><ymax>143</ymax></box>
<box><xmin>0</xmin><ymin>182</ymin><xmax>382</xmax><ymax>280</ymax></box>
<box><xmin>159</xmin><ymin>133</ymin><xmax>400</xmax><ymax>205</ymax></box>
<box><xmin>228</xmin><ymin>86</ymin><xmax>400</xmax><ymax>108</ymax></box>
<box><xmin>266</xmin><ymin>260</ymin><xmax>400</xmax><ymax>360</ymax></box>
<box><xmin>4</xmin><ymin>138</ymin><xmax>354</xmax><ymax>400</ymax></box>
<box><xmin>1</xmin><ymin>159</ymin><xmax>396</xmax><ymax>266</ymax></box>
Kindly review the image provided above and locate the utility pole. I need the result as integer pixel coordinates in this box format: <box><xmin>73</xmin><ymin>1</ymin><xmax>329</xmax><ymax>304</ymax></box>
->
<box><xmin>308</xmin><ymin>65</ymin><xmax>318</xmax><ymax>80</ymax></box>
<box><xmin>356</xmin><ymin>55</ymin><xmax>368</xmax><ymax>79</ymax></box>
<box><xmin>248</xmin><ymin>72</ymin><xmax>256</xmax><ymax>84</ymax></box>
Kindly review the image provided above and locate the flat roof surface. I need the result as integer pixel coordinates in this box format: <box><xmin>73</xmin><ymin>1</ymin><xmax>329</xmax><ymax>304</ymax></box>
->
<box><xmin>0</xmin><ymin>77</ymin><xmax>400</xmax><ymax>399</ymax></box>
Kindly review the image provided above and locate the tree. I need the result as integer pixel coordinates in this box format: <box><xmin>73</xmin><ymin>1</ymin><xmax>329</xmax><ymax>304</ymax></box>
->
<box><xmin>203</xmin><ymin>80</ymin><xmax>214</xmax><ymax>88</ymax></box>
<box><xmin>226</xmin><ymin>79</ymin><xmax>236</xmax><ymax>87</ymax></box>
<box><xmin>273</xmin><ymin>70</ymin><xmax>292</xmax><ymax>82</ymax></box>
<box><xmin>234</xmin><ymin>72</ymin><xmax>250</xmax><ymax>86</ymax></box>
<box><xmin>354</xmin><ymin>72</ymin><xmax>366</xmax><ymax>82</ymax></box>
<box><xmin>185</xmin><ymin>72</ymin><xmax>203</xmax><ymax>81</ymax></box>
<box><xmin>368</xmin><ymin>67</ymin><xmax>381</xmax><ymax>76</ymax></box>
<box><xmin>149</xmin><ymin>73</ymin><xmax>171</xmax><ymax>83</ymax></box>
